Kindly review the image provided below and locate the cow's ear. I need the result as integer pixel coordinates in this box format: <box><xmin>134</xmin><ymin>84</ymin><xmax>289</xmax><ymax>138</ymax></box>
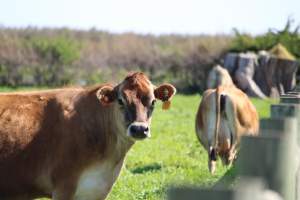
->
<box><xmin>96</xmin><ymin>85</ymin><xmax>117</xmax><ymax>106</ymax></box>
<box><xmin>154</xmin><ymin>84</ymin><xmax>176</xmax><ymax>110</ymax></box>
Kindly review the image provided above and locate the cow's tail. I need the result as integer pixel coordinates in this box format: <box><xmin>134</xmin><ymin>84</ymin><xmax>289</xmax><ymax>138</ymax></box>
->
<box><xmin>208</xmin><ymin>86</ymin><xmax>222</xmax><ymax>173</ymax></box>
<box><xmin>211</xmin><ymin>87</ymin><xmax>226</xmax><ymax>156</ymax></box>
<box><xmin>213</xmin><ymin>86</ymin><xmax>221</xmax><ymax>150</ymax></box>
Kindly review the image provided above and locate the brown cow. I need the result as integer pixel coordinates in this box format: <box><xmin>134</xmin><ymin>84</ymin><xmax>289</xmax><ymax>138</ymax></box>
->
<box><xmin>0</xmin><ymin>72</ymin><xmax>176</xmax><ymax>200</ymax></box>
<box><xmin>195</xmin><ymin>85</ymin><xmax>259</xmax><ymax>174</ymax></box>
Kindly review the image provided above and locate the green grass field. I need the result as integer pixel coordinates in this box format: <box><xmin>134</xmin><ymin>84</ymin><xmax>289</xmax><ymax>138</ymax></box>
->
<box><xmin>0</xmin><ymin>88</ymin><xmax>275</xmax><ymax>199</ymax></box>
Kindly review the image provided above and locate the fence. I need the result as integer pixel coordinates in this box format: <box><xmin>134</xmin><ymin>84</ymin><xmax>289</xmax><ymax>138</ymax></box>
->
<box><xmin>168</xmin><ymin>88</ymin><xmax>300</xmax><ymax>200</ymax></box>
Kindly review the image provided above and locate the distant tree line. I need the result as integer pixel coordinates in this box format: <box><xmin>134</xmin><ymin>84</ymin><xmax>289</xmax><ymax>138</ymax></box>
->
<box><xmin>230</xmin><ymin>18</ymin><xmax>300</xmax><ymax>58</ymax></box>
<box><xmin>0</xmin><ymin>19</ymin><xmax>299</xmax><ymax>93</ymax></box>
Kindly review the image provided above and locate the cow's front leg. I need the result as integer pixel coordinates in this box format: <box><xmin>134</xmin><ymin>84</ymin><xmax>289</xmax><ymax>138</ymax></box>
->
<box><xmin>52</xmin><ymin>179</ymin><xmax>77</xmax><ymax>200</ymax></box>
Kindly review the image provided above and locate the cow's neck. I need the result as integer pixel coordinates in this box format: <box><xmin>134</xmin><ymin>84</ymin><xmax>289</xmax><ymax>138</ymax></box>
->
<box><xmin>96</xmin><ymin>103</ymin><xmax>135</xmax><ymax>162</ymax></box>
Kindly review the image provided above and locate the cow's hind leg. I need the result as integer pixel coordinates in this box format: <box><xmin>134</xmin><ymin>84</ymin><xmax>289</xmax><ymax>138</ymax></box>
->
<box><xmin>223</xmin><ymin>96</ymin><xmax>238</xmax><ymax>165</ymax></box>
<box><xmin>220</xmin><ymin>149</ymin><xmax>236</xmax><ymax>167</ymax></box>
<box><xmin>208</xmin><ymin>147</ymin><xmax>217</xmax><ymax>174</ymax></box>
<box><xmin>228</xmin><ymin>148</ymin><xmax>237</xmax><ymax>165</ymax></box>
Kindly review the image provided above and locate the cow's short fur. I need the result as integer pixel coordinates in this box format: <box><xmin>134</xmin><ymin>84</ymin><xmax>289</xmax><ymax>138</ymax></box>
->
<box><xmin>0</xmin><ymin>72</ymin><xmax>176</xmax><ymax>200</ymax></box>
<box><xmin>195</xmin><ymin>85</ymin><xmax>259</xmax><ymax>174</ymax></box>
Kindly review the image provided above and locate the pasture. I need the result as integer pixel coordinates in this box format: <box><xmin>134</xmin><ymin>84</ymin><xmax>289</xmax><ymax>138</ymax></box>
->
<box><xmin>0</xmin><ymin>87</ymin><xmax>275</xmax><ymax>200</ymax></box>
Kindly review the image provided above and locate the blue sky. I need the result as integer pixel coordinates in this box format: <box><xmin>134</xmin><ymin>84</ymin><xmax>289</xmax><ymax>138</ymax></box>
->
<box><xmin>0</xmin><ymin>0</ymin><xmax>299</xmax><ymax>35</ymax></box>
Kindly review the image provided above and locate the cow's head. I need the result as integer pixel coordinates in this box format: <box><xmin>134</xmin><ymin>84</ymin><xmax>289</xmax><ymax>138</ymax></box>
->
<box><xmin>96</xmin><ymin>72</ymin><xmax>176</xmax><ymax>140</ymax></box>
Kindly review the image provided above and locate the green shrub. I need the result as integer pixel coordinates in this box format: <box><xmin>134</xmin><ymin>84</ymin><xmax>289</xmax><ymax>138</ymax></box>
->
<box><xmin>230</xmin><ymin>18</ymin><xmax>300</xmax><ymax>59</ymax></box>
<box><xmin>28</xmin><ymin>36</ymin><xmax>80</xmax><ymax>86</ymax></box>
<box><xmin>31</xmin><ymin>36</ymin><xmax>80</xmax><ymax>65</ymax></box>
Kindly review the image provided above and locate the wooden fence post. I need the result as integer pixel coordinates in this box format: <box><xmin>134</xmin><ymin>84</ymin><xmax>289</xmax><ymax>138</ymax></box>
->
<box><xmin>280</xmin><ymin>91</ymin><xmax>300</xmax><ymax>104</ymax></box>
<box><xmin>234</xmin><ymin>177</ymin><xmax>282</xmax><ymax>200</ymax></box>
<box><xmin>271</xmin><ymin>104</ymin><xmax>300</xmax><ymax>119</ymax></box>
<box><xmin>237</xmin><ymin>118</ymin><xmax>297</xmax><ymax>200</ymax></box>
<box><xmin>168</xmin><ymin>178</ymin><xmax>281</xmax><ymax>200</ymax></box>
<box><xmin>167</xmin><ymin>187</ymin><xmax>234</xmax><ymax>200</ymax></box>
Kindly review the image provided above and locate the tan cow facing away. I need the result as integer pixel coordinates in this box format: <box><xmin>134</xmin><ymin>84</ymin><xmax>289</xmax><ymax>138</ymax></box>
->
<box><xmin>0</xmin><ymin>72</ymin><xmax>176</xmax><ymax>200</ymax></box>
<box><xmin>195</xmin><ymin>85</ymin><xmax>259</xmax><ymax>174</ymax></box>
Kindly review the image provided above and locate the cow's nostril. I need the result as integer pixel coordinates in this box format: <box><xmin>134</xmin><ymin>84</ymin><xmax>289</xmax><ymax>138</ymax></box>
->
<box><xmin>130</xmin><ymin>126</ymin><xmax>138</xmax><ymax>134</ymax></box>
<box><xmin>129</xmin><ymin>125</ymin><xmax>149</xmax><ymax>139</ymax></box>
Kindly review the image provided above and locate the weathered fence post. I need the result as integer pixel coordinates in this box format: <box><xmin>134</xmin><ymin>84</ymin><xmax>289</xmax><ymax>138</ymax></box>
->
<box><xmin>168</xmin><ymin>177</ymin><xmax>282</xmax><ymax>200</ymax></box>
<box><xmin>237</xmin><ymin>118</ymin><xmax>298</xmax><ymax>200</ymax></box>
<box><xmin>168</xmin><ymin>187</ymin><xmax>234</xmax><ymax>200</ymax></box>
<box><xmin>271</xmin><ymin>103</ymin><xmax>300</xmax><ymax>144</ymax></box>
<box><xmin>295</xmin><ymin>85</ymin><xmax>300</xmax><ymax>92</ymax></box>
<box><xmin>234</xmin><ymin>178</ymin><xmax>282</xmax><ymax>200</ymax></box>
<box><xmin>271</xmin><ymin>103</ymin><xmax>300</xmax><ymax>119</ymax></box>
<box><xmin>271</xmin><ymin>93</ymin><xmax>300</xmax><ymax>200</ymax></box>
<box><xmin>280</xmin><ymin>95</ymin><xmax>300</xmax><ymax>104</ymax></box>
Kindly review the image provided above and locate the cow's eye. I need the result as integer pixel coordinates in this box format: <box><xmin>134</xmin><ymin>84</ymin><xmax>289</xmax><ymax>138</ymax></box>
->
<box><xmin>151</xmin><ymin>99</ymin><xmax>156</xmax><ymax>107</ymax></box>
<box><xmin>118</xmin><ymin>98</ymin><xmax>124</xmax><ymax>106</ymax></box>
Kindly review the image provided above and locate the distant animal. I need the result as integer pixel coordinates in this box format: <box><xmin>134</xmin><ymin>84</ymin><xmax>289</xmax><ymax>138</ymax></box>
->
<box><xmin>195</xmin><ymin>85</ymin><xmax>259</xmax><ymax>174</ymax></box>
<box><xmin>0</xmin><ymin>72</ymin><xmax>176</xmax><ymax>200</ymax></box>
<box><xmin>207</xmin><ymin>65</ymin><xmax>234</xmax><ymax>89</ymax></box>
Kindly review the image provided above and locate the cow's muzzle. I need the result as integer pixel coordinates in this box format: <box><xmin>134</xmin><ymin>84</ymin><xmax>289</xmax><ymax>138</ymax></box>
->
<box><xmin>127</xmin><ymin>122</ymin><xmax>150</xmax><ymax>140</ymax></box>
